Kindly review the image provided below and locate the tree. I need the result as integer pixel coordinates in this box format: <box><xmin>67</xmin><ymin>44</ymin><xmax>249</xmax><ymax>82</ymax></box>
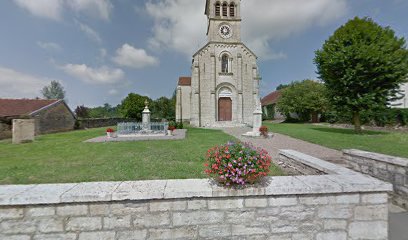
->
<box><xmin>276</xmin><ymin>84</ymin><xmax>290</xmax><ymax>90</ymax></box>
<box><xmin>151</xmin><ymin>97</ymin><xmax>175</xmax><ymax>121</ymax></box>
<box><xmin>88</xmin><ymin>103</ymin><xmax>121</xmax><ymax>118</ymax></box>
<box><xmin>41</xmin><ymin>80</ymin><xmax>65</xmax><ymax>99</ymax></box>
<box><xmin>315</xmin><ymin>17</ymin><xmax>408</xmax><ymax>133</ymax></box>
<box><xmin>74</xmin><ymin>105</ymin><xmax>89</xmax><ymax>119</ymax></box>
<box><xmin>120</xmin><ymin>93</ymin><xmax>151</xmax><ymax>121</ymax></box>
<box><xmin>276</xmin><ymin>80</ymin><xmax>329</xmax><ymax>123</ymax></box>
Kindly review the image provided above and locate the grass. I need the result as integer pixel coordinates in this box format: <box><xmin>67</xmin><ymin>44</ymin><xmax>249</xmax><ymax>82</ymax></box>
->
<box><xmin>0</xmin><ymin>127</ymin><xmax>284</xmax><ymax>185</ymax></box>
<box><xmin>264</xmin><ymin>122</ymin><xmax>408</xmax><ymax>158</ymax></box>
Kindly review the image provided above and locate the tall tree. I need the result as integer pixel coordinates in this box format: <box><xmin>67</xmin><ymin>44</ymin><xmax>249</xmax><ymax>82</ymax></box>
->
<box><xmin>315</xmin><ymin>17</ymin><xmax>408</xmax><ymax>133</ymax></box>
<box><xmin>276</xmin><ymin>80</ymin><xmax>329</xmax><ymax>122</ymax></box>
<box><xmin>41</xmin><ymin>80</ymin><xmax>65</xmax><ymax>100</ymax></box>
<box><xmin>120</xmin><ymin>93</ymin><xmax>151</xmax><ymax>121</ymax></box>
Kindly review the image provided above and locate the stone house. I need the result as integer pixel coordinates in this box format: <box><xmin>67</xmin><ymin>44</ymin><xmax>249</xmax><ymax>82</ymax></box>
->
<box><xmin>0</xmin><ymin>99</ymin><xmax>76</xmax><ymax>138</ymax></box>
<box><xmin>390</xmin><ymin>83</ymin><xmax>408</xmax><ymax>108</ymax></box>
<box><xmin>261</xmin><ymin>90</ymin><xmax>285</xmax><ymax>120</ymax></box>
<box><xmin>176</xmin><ymin>0</ymin><xmax>261</xmax><ymax>127</ymax></box>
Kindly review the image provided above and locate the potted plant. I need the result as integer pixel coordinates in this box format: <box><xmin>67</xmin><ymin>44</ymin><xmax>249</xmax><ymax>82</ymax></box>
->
<box><xmin>167</xmin><ymin>125</ymin><xmax>176</xmax><ymax>136</ymax></box>
<box><xmin>106</xmin><ymin>128</ymin><xmax>115</xmax><ymax>138</ymax></box>
<box><xmin>259</xmin><ymin>126</ymin><xmax>268</xmax><ymax>138</ymax></box>
<box><xmin>204</xmin><ymin>142</ymin><xmax>272</xmax><ymax>187</ymax></box>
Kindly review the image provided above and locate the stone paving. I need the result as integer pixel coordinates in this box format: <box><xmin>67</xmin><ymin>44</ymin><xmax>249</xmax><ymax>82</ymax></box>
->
<box><xmin>223</xmin><ymin>127</ymin><xmax>408</xmax><ymax>240</ymax></box>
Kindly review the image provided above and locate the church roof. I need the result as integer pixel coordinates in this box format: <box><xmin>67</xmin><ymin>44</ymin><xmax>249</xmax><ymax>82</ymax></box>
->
<box><xmin>261</xmin><ymin>90</ymin><xmax>282</xmax><ymax>106</ymax></box>
<box><xmin>178</xmin><ymin>77</ymin><xmax>191</xmax><ymax>86</ymax></box>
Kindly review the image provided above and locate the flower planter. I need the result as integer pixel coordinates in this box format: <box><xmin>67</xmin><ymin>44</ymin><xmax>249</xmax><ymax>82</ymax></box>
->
<box><xmin>167</xmin><ymin>130</ymin><xmax>173</xmax><ymax>136</ymax></box>
<box><xmin>107</xmin><ymin>132</ymin><xmax>114</xmax><ymax>138</ymax></box>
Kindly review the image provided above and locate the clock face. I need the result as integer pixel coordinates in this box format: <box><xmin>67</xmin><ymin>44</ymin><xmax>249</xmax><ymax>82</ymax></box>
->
<box><xmin>219</xmin><ymin>25</ymin><xmax>232</xmax><ymax>39</ymax></box>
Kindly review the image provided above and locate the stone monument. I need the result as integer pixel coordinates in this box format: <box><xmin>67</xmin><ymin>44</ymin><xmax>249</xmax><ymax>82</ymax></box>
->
<box><xmin>142</xmin><ymin>100</ymin><xmax>151</xmax><ymax>131</ymax></box>
<box><xmin>243</xmin><ymin>99</ymin><xmax>263</xmax><ymax>137</ymax></box>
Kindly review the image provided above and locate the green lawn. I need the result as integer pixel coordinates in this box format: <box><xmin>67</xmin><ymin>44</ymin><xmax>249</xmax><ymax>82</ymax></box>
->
<box><xmin>264</xmin><ymin>123</ymin><xmax>408</xmax><ymax>158</ymax></box>
<box><xmin>0</xmin><ymin>127</ymin><xmax>283</xmax><ymax>185</ymax></box>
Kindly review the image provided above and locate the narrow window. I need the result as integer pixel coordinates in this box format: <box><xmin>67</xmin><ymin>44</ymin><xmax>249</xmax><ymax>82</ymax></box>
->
<box><xmin>222</xmin><ymin>3</ymin><xmax>228</xmax><ymax>17</ymax></box>
<box><xmin>215</xmin><ymin>2</ymin><xmax>220</xmax><ymax>16</ymax></box>
<box><xmin>229</xmin><ymin>3</ymin><xmax>235</xmax><ymax>17</ymax></box>
<box><xmin>222</xmin><ymin>55</ymin><xmax>229</xmax><ymax>73</ymax></box>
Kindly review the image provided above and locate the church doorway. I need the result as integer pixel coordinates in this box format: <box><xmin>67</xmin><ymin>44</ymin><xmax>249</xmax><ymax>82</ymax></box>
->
<box><xmin>218</xmin><ymin>97</ymin><xmax>232</xmax><ymax>121</ymax></box>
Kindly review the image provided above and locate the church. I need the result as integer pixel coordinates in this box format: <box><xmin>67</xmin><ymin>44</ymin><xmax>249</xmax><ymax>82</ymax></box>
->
<box><xmin>176</xmin><ymin>0</ymin><xmax>261</xmax><ymax>127</ymax></box>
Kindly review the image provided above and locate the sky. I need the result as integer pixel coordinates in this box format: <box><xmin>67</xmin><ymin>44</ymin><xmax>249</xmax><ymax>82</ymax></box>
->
<box><xmin>0</xmin><ymin>0</ymin><xmax>407</xmax><ymax>108</ymax></box>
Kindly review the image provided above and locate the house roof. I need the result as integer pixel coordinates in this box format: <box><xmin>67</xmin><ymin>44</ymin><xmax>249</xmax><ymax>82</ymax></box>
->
<box><xmin>0</xmin><ymin>99</ymin><xmax>60</xmax><ymax>117</ymax></box>
<box><xmin>178</xmin><ymin>77</ymin><xmax>192</xmax><ymax>86</ymax></box>
<box><xmin>261</xmin><ymin>90</ymin><xmax>281</xmax><ymax>106</ymax></box>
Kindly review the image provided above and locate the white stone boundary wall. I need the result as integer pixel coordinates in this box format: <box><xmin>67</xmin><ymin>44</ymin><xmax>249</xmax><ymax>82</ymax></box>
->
<box><xmin>343</xmin><ymin>149</ymin><xmax>408</xmax><ymax>209</ymax></box>
<box><xmin>0</xmin><ymin>150</ymin><xmax>392</xmax><ymax>240</ymax></box>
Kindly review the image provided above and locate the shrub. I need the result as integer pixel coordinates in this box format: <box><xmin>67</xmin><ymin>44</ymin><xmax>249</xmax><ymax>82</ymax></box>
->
<box><xmin>259</xmin><ymin>126</ymin><xmax>268</xmax><ymax>137</ymax></box>
<box><xmin>106</xmin><ymin>128</ymin><xmax>115</xmax><ymax>133</ymax></box>
<box><xmin>168</xmin><ymin>125</ymin><xmax>176</xmax><ymax>131</ymax></box>
<box><xmin>204</xmin><ymin>142</ymin><xmax>272</xmax><ymax>186</ymax></box>
<box><xmin>176</xmin><ymin>121</ymin><xmax>184</xmax><ymax>129</ymax></box>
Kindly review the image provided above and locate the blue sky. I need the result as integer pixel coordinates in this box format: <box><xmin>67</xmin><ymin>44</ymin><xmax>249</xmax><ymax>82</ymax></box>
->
<box><xmin>0</xmin><ymin>0</ymin><xmax>407</xmax><ymax>108</ymax></box>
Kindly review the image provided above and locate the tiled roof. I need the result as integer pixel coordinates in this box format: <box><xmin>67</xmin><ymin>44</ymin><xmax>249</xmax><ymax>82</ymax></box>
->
<box><xmin>261</xmin><ymin>90</ymin><xmax>281</xmax><ymax>106</ymax></box>
<box><xmin>178</xmin><ymin>77</ymin><xmax>191</xmax><ymax>86</ymax></box>
<box><xmin>0</xmin><ymin>99</ymin><xmax>60</xmax><ymax>117</ymax></box>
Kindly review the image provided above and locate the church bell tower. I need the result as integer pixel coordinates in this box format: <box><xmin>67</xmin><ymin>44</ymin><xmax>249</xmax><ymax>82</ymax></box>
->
<box><xmin>176</xmin><ymin>0</ymin><xmax>260</xmax><ymax>127</ymax></box>
<box><xmin>205</xmin><ymin>0</ymin><xmax>241</xmax><ymax>43</ymax></box>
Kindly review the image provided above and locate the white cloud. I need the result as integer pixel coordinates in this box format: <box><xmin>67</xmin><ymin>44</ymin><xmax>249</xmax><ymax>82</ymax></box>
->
<box><xmin>14</xmin><ymin>0</ymin><xmax>64</xmax><ymax>21</ymax></box>
<box><xmin>108</xmin><ymin>89</ymin><xmax>119</xmax><ymax>96</ymax></box>
<box><xmin>67</xmin><ymin>0</ymin><xmax>113</xmax><ymax>21</ymax></box>
<box><xmin>112</xmin><ymin>44</ymin><xmax>159</xmax><ymax>69</ymax></box>
<box><xmin>13</xmin><ymin>0</ymin><xmax>113</xmax><ymax>21</ymax></box>
<box><xmin>61</xmin><ymin>63</ymin><xmax>124</xmax><ymax>85</ymax></box>
<box><xmin>0</xmin><ymin>66</ymin><xmax>55</xmax><ymax>98</ymax></box>
<box><xmin>241</xmin><ymin>0</ymin><xmax>348</xmax><ymax>59</ymax></box>
<box><xmin>76</xmin><ymin>20</ymin><xmax>102</xmax><ymax>44</ymax></box>
<box><xmin>145</xmin><ymin>0</ymin><xmax>347</xmax><ymax>60</ymax></box>
<box><xmin>146</xmin><ymin>0</ymin><xmax>207</xmax><ymax>56</ymax></box>
<box><xmin>100</xmin><ymin>48</ymin><xmax>107</xmax><ymax>59</ymax></box>
<box><xmin>37</xmin><ymin>41</ymin><xmax>63</xmax><ymax>52</ymax></box>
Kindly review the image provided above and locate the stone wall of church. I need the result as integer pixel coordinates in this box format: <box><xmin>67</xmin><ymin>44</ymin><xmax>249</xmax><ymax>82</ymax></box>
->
<box><xmin>176</xmin><ymin>86</ymin><xmax>192</xmax><ymax>122</ymax></box>
<box><xmin>190</xmin><ymin>43</ymin><xmax>259</xmax><ymax>127</ymax></box>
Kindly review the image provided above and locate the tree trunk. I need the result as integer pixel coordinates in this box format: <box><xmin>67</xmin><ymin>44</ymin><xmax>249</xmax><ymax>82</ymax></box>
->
<box><xmin>352</xmin><ymin>111</ymin><xmax>362</xmax><ymax>134</ymax></box>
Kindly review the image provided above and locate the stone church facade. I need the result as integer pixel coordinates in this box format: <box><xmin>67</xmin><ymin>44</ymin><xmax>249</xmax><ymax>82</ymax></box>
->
<box><xmin>176</xmin><ymin>0</ymin><xmax>261</xmax><ymax>127</ymax></box>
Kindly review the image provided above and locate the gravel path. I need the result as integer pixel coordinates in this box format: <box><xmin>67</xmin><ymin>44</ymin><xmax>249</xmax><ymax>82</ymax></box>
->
<box><xmin>223</xmin><ymin>127</ymin><xmax>344</xmax><ymax>164</ymax></box>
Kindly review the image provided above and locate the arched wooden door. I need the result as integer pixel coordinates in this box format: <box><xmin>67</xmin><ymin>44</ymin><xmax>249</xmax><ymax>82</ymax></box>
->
<box><xmin>218</xmin><ymin>97</ymin><xmax>232</xmax><ymax>121</ymax></box>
